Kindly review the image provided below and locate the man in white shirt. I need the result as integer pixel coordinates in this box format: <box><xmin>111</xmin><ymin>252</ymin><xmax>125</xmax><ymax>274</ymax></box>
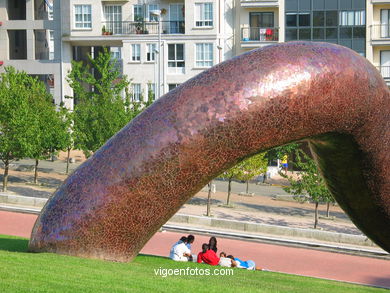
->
<box><xmin>169</xmin><ymin>236</ymin><xmax>187</xmax><ymax>260</ymax></box>
<box><xmin>172</xmin><ymin>241</ymin><xmax>191</xmax><ymax>262</ymax></box>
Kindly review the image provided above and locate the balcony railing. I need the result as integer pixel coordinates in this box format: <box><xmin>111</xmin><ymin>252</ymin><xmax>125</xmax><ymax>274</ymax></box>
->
<box><xmin>377</xmin><ymin>66</ymin><xmax>390</xmax><ymax>79</ymax></box>
<box><xmin>101</xmin><ymin>21</ymin><xmax>185</xmax><ymax>35</ymax></box>
<box><xmin>241</xmin><ymin>27</ymin><xmax>279</xmax><ymax>42</ymax></box>
<box><xmin>371</xmin><ymin>24</ymin><xmax>390</xmax><ymax>40</ymax></box>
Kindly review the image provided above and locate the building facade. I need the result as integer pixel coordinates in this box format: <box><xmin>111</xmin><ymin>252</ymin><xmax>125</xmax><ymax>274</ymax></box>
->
<box><xmin>0</xmin><ymin>0</ymin><xmax>389</xmax><ymax>109</ymax></box>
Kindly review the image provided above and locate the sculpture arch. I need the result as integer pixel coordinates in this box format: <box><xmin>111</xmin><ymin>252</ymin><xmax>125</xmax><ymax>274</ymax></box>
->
<box><xmin>29</xmin><ymin>42</ymin><xmax>390</xmax><ymax>262</ymax></box>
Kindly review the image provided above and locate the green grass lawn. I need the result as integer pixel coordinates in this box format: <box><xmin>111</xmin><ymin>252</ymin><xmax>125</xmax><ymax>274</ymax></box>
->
<box><xmin>0</xmin><ymin>235</ymin><xmax>387</xmax><ymax>293</ymax></box>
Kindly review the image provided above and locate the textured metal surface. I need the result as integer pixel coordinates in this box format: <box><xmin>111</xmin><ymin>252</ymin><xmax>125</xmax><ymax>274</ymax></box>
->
<box><xmin>29</xmin><ymin>42</ymin><xmax>390</xmax><ymax>261</ymax></box>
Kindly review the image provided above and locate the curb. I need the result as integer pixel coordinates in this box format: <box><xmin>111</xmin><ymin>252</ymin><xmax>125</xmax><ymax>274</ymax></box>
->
<box><xmin>168</xmin><ymin>214</ymin><xmax>377</xmax><ymax>248</ymax></box>
<box><xmin>162</xmin><ymin>224</ymin><xmax>389</xmax><ymax>259</ymax></box>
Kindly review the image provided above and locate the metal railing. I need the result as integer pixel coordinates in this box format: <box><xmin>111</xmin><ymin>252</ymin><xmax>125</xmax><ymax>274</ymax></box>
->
<box><xmin>101</xmin><ymin>21</ymin><xmax>185</xmax><ymax>35</ymax></box>
<box><xmin>371</xmin><ymin>24</ymin><xmax>390</xmax><ymax>40</ymax></box>
<box><xmin>241</xmin><ymin>27</ymin><xmax>279</xmax><ymax>42</ymax></box>
<box><xmin>377</xmin><ymin>66</ymin><xmax>390</xmax><ymax>79</ymax></box>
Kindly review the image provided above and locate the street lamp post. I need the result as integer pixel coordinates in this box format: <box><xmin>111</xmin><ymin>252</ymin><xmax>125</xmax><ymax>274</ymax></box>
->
<box><xmin>150</xmin><ymin>10</ymin><xmax>162</xmax><ymax>98</ymax></box>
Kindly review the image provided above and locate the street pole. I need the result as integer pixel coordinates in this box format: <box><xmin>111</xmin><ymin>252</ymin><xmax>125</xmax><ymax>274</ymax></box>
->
<box><xmin>158</xmin><ymin>15</ymin><xmax>161</xmax><ymax>98</ymax></box>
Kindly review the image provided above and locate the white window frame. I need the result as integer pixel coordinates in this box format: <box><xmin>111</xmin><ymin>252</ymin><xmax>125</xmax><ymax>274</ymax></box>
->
<box><xmin>103</xmin><ymin>5</ymin><xmax>122</xmax><ymax>34</ymax></box>
<box><xmin>131</xmin><ymin>44</ymin><xmax>141</xmax><ymax>62</ymax></box>
<box><xmin>195</xmin><ymin>3</ymin><xmax>213</xmax><ymax>27</ymax></box>
<box><xmin>195</xmin><ymin>43</ymin><xmax>213</xmax><ymax>68</ymax></box>
<box><xmin>132</xmin><ymin>83</ymin><xmax>142</xmax><ymax>102</ymax></box>
<box><xmin>134</xmin><ymin>4</ymin><xmax>143</xmax><ymax>21</ymax></box>
<box><xmin>110</xmin><ymin>47</ymin><xmax>121</xmax><ymax>61</ymax></box>
<box><xmin>147</xmin><ymin>4</ymin><xmax>160</xmax><ymax>21</ymax></box>
<box><xmin>74</xmin><ymin>5</ymin><xmax>92</xmax><ymax>29</ymax></box>
<box><xmin>168</xmin><ymin>43</ymin><xmax>185</xmax><ymax>74</ymax></box>
<box><xmin>146</xmin><ymin>43</ymin><xmax>157</xmax><ymax>62</ymax></box>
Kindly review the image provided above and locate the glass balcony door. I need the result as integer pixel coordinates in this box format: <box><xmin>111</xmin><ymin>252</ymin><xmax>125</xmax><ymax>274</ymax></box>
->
<box><xmin>249</xmin><ymin>12</ymin><xmax>274</xmax><ymax>41</ymax></box>
<box><xmin>381</xmin><ymin>9</ymin><xmax>390</xmax><ymax>38</ymax></box>
<box><xmin>380</xmin><ymin>51</ymin><xmax>390</xmax><ymax>78</ymax></box>
<box><xmin>169</xmin><ymin>4</ymin><xmax>184</xmax><ymax>34</ymax></box>
<box><xmin>104</xmin><ymin>5</ymin><xmax>122</xmax><ymax>34</ymax></box>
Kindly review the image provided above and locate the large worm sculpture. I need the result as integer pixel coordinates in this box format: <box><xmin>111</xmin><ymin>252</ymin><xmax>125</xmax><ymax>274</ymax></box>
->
<box><xmin>29</xmin><ymin>42</ymin><xmax>390</xmax><ymax>262</ymax></box>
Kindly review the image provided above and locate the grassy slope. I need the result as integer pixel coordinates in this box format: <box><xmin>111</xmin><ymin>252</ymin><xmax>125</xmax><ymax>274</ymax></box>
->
<box><xmin>0</xmin><ymin>235</ymin><xmax>387</xmax><ymax>293</ymax></box>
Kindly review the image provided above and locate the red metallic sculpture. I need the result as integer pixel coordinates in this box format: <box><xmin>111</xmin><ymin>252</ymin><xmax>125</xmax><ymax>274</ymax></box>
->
<box><xmin>29</xmin><ymin>42</ymin><xmax>390</xmax><ymax>262</ymax></box>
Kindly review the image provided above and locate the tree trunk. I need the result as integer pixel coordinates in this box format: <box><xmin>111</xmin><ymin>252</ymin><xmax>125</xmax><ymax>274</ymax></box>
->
<box><xmin>246</xmin><ymin>180</ymin><xmax>249</xmax><ymax>194</ymax></box>
<box><xmin>34</xmin><ymin>159</ymin><xmax>39</xmax><ymax>184</ymax></box>
<box><xmin>227</xmin><ymin>178</ymin><xmax>232</xmax><ymax>205</ymax></box>
<box><xmin>314</xmin><ymin>201</ymin><xmax>319</xmax><ymax>229</ymax></box>
<box><xmin>66</xmin><ymin>147</ymin><xmax>71</xmax><ymax>174</ymax></box>
<box><xmin>206</xmin><ymin>181</ymin><xmax>212</xmax><ymax>217</ymax></box>
<box><xmin>326</xmin><ymin>202</ymin><xmax>330</xmax><ymax>218</ymax></box>
<box><xmin>2</xmin><ymin>160</ymin><xmax>9</xmax><ymax>192</ymax></box>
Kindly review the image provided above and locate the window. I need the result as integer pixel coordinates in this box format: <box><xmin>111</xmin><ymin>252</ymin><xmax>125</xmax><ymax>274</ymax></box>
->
<box><xmin>134</xmin><ymin>5</ymin><xmax>143</xmax><ymax>21</ymax></box>
<box><xmin>131</xmin><ymin>44</ymin><xmax>140</xmax><ymax>61</ymax></box>
<box><xmin>74</xmin><ymin>5</ymin><xmax>91</xmax><ymax>29</ymax></box>
<box><xmin>148</xmin><ymin>4</ymin><xmax>159</xmax><ymax>21</ymax></box>
<box><xmin>147</xmin><ymin>43</ymin><xmax>157</xmax><ymax>62</ymax></box>
<box><xmin>196</xmin><ymin>43</ymin><xmax>213</xmax><ymax>68</ymax></box>
<box><xmin>148</xmin><ymin>83</ymin><xmax>155</xmax><ymax>100</ymax></box>
<box><xmin>168</xmin><ymin>44</ymin><xmax>185</xmax><ymax>74</ymax></box>
<box><xmin>339</xmin><ymin>11</ymin><xmax>365</xmax><ymax>26</ymax></box>
<box><xmin>132</xmin><ymin>84</ymin><xmax>141</xmax><ymax>102</ymax></box>
<box><xmin>195</xmin><ymin>3</ymin><xmax>213</xmax><ymax>27</ymax></box>
<box><xmin>110</xmin><ymin>47</ymin><xmax>121</xmax><ymax>60</ymax></box>
<box><xmin>168</xmin><ymin>84</ymin><xmax>180</xmax><ymax>91</ymax></box>
<box><xmin>104</xmin><ymin>5</ymin><xmax>122</xmax><ymax>34</ymax></box>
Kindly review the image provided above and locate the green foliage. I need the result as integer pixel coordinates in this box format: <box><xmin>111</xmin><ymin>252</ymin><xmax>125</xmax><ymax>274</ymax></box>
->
<box><xmin>222</xmin><ymin>152</ymin><xmax>268</xmax><ymax>204</ymax></box>
<box><xmin>281</xmin><ymin>149</ymin><xmax>335</xmax><ymax>228</ymax></box>
<box><xmin>223</xmin><ymin>152</ymin><xmax>268</xmax><ymax>182</ymax></box>
<box><xmin>266</xmin><ymin>143</ymin><xmax>300</xmax><ymax>162</ymax></box>
<box><xmin>281</xmin><ymin>149</ymin><xmax>334</xmax><ymax>204</ymax></box>
<box><xmin>67</xmin><ymin>47</ymin><xmax>152</xmax><ymax>157</ymax></box>
<box><xmin>0</xmin><ymin>67</ymin><xmax>41</xmax><ymax>163</ymax></box>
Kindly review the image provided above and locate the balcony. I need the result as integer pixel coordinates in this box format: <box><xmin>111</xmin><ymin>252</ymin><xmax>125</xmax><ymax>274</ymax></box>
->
<box><xmin>241</xmin><ymin>27</ymin><xmax>279</xmax><ymax>48</ymax></box>
<box><xmin>377</xmin><ymin>66</ymin><xmax>390</xmax><ymax>85</ymax></box>
<box><xmin>371</xmin><ymin>24</ymin><xmax>390</xmax><ymax>45</ymax></box>
<box><xmin>240</xmin><ymin>0</ymin><xmax>279</xmax><ymax>8</ymax></box>
<box><xmin>101</xmin><ymin>21</ymin><xmax>185</xmax><ymax>35</ymax></box>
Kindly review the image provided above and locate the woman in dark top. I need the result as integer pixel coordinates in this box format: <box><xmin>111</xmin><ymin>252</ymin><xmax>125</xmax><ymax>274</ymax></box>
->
<box><xmin>208</xmin><ymin>236</ymin><xmax>217</xmax><ymax>253</ymax></box>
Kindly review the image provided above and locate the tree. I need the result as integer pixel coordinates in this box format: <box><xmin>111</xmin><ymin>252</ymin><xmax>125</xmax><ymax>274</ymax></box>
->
<box><xmin>266</xmin><ymin>142</ymin><xmax>299</xmax><ymax>173</ymax></box>
<box><xmin>0</xmin><ymin>67</ymin><xmax>41</xmax><ymax>191</ymax></box>
<box><xmin>222</xmin><ymin>152</ymin><xmax>268</xmax><ymax>205</ymax></box>
<box><xmin>29</xmin><ymin>83</ymin><xmax>71</xmax><ymax>183</ymax></box>
<box><xmin>67</xmin><ymin>47</ymin><xmax>148</xmax><ymax>157</ymax></box>
<box><xmin>206</xmin><ymin>181</ymin><xmax>213</xmax><ymax>217</ymax></box>
<box><xmin>281</xmin><ymin>149</ymin><xmax>335</xmax><ymax>229</ymax></box>
<box><xmin>56</xmin><ymin>105</ymin><xmax>74</xmax><ymax>175</ymax></box>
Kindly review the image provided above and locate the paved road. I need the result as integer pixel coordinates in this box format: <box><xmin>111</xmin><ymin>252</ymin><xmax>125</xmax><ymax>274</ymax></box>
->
<box><xmin>0</xmin><ymin>211</ymin><xmax>389</xmax><ymax>289</ymax></box>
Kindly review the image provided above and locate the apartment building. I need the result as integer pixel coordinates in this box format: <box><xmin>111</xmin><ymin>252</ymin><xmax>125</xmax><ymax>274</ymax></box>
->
<box><xmin>235</xmin><ymin>0</ymin><xmax>390</xmax><ymax>86</ymax></box>
<box><xmin>59</xmin><ymin>0</ymin><xmax>235</xmax><ymax>107</ymax></box>
<box><xmin>0</xmin><ymin>0</ymin><xmax>62</xmax><ymax>103</ymax></box>
<box><xmin>0</xmin><ymin>1</ymin><xmax>390</xmax><ymax>110</ymax></box>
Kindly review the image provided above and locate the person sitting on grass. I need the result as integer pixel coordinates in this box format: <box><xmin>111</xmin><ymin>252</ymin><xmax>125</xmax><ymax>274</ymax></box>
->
<box><xmin>197</xmin><ymin>243</ymin><xmax>220</xmax><ymax>266</ymax></box>
<box><xmin>169</xmin><ymin>236</ymin><xmax>187</xmax><ymax>260</ymax></box>
<box><xmin>227</xmin><ymin>255</ymin><xmax>261</xmax><ymax>270</ymax></box>
<box><xmin>197</xmin><ymin>243</ymin><xmax>209</xmax><ymax>263</ymax></box>
<box><xmin>218</xmin><ymin>251</ymin><xmax>233</xmax><ymax>267</ymax></box>
<box><xmin>170</xmin><ymin>236</ymin><xmax>191</xmax><ymax>262</ymax></box>
<box><xmin>186</xmin><ymin>235</ymin><xmax>195</xmax><ymax>251</ymax></box>
<box><xmin>209</xmin><ymin>236</ymin><xmax>218</xmax><ymax>253</ymax></box>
